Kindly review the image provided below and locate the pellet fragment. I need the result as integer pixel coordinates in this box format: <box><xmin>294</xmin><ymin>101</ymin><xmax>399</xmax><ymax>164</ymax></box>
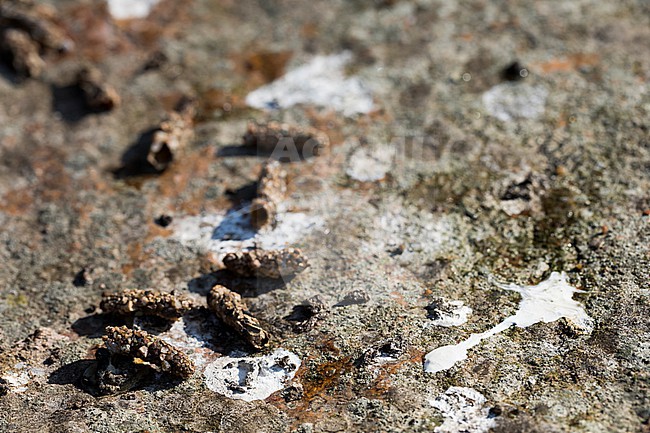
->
<box><xmin>0</xmin><ymin>28</ymin><xmax>44</xmax><ymax>77</ymax></box>
<box><xmin>0</xmin><ymin>1</ymin><xmax>72</xmax><ymax>77</ymax></box>
<box><xmin>207</xmin><ymin>285</ymin><xmax>270</xmax><ymax>350</ymax></box>
<box><xmin>100</xmin><ymin>289</ymin><xmax>195</xmax><ymax>320</ymax></box>
<box><xmin>0</xmin><ymin>1</ymin><xmax>73</xmax><ymax>53</ymax></box>
<box><xmin>147</xmin><ymin>102</ymin><xmax>195</xmax><ymax>171</ymax></box>
<box><xmin>103</xmin><ymin>326</ymin><xmax>195</xmax><ymax>379</ymax></box>
<box><xmin>242</xmin><ymin>121</ymin><xmax>329</xmax><ymax>159</ymax></box>
<box><xmin>250</xmin><ymin>161</ymin><xmax>286</xmax><ymax>229</ymax></box>
<box><xmin>222</xmin><ymin>248</ymin><xmax>309</xmax><ymax>279</ymax></box>
<box><xmin>77</xmin><ymin>66</ymin><xmax>121</xmax><ymax>111</ymax></box>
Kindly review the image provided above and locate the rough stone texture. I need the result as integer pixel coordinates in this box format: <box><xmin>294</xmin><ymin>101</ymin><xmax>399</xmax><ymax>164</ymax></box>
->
<box><xmin>0</xmin><ymin>0</ymin><xmax>649</xmax><ymax>432</ymax></box>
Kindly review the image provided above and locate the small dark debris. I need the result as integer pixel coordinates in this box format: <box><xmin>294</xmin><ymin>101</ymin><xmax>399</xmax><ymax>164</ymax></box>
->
<box><xmin>281</xmin><ymin>382</ymin><xmax>304</xmax><ymax>402</ymax></box>
<box><xmin>154</xmin><ymin>214</ymin><xmax>173</xmax><ymax>227</ymax></box>
<box><xmin>73</xmin><ymin>268</ymin><xmax>90</xmax><ymax>287</ymax></box>
<box><xmin>501</xmin><ymin>176</ymin><xmax>533</xmax><ymax>201</ymax></box>
<box><xmin>335</xmin><ymin>290</ymin><xmax>370</xmax><ymax>307</ymax></box>
<box><xmin>285</xmin><ymin>297</ymin><xmax>326</xmax><ymax>332</ymax></box>
<box><xmin>76</xmin><ymin>66</ymin><xmax>120</xmax><ymax>112</ymax></box>
<box><xmin>501</xmin><ymin>61</ymin><xmax>528</xmax><ymax>81</ymax></box>
<box><xmin>355</xmin><ymin>337</ymin><xmax>406</xmax><ymax>367</ymax></box>
<box><xmin>489</xmin><ymin>406</ymin><xmax>503</xmax><ymax>418</ymax></box>
<box><xmin>142</xmin><ymin>50</ymin><xmax>168</xmax><ymax>72</ymax></box>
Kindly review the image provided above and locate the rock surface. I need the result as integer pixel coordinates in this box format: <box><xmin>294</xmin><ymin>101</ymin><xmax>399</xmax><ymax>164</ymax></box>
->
<box><xmin>0</xmin><ymin>0</ymin><xmax>649</xmax><ymax>432</ymax></box>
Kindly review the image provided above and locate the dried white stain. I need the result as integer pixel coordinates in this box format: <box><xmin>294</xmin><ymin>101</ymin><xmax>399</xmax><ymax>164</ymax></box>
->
<box><xmin>429</xmin><ymin>387</ymin><xmax>496</xmax><ymax>433</ymax></box>
<box><xmin>245</xmin><ymin>52</ymin><xmax>374</xmax><ymax>116</ymax></box>
<box><xmin>107</xmin><ymin>0</ymin><xmax>160</xmax><ymax>20</ymax></box>
<box><xmin>203</xmin><ymin>349</ymin><xmax>301</xmax><ymax>402</ymax></box>
<box><xmin>172</xmin><ymin>206</ymin><xmax>323</xmax><ymax>258</ymax></box>
<box><xmin>1</xmin><ymin>363</ymin><xmax>47</xmax><ymax>393</ymax></box>
<box><xmin>362</xmin><ymin>200</ymin><xmax>458</xmax><ymax>263</ymax></box>
<box><xmin>428</xmin><ymin>300</ymin><xmax>472</xmax><ymax>327</ymax></box>
<box><xmin>482</xmin><ymin>83</ymin><xmax>548</xmax><ymax>122</ymax></box>
<box><xmin>346</xmin><ymin>145</ymin><xmax>394</xmax><ymax>182</ymax></box>
<box><xmin>424</xmin><ymin>272</ymin><xmax>593</xmax><ymax>373</ymax></box>
<box><xmin>146</xmin><ymin>316</ymin><xmax>222</xmax><ymax>370</ymax></box>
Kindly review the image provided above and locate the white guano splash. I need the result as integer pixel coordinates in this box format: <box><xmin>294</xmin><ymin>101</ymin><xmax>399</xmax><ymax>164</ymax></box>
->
<box><xmin>346</xmin><ymin>145</ymin><xmax>394</xmax><ymax>182</ymax></box>
<box><xmin>428</xmin><ymin>300</ymin><xmax>472</xmax><ymax>327</ymax></box>
<box><xmin>424</xmin><ymin>272</ymin><xmax>593</xmax><ymax>373</ymax></box>
<box><xmin>172</xmin><ymin>206</ymin><xmax>323</xmax><ymax>257</ymax></box>
<box><xmin>245</xmin><ymin>52</ymin><xmax>374</xmax><ymax>116</ymax></box>
<box><xmin>107</xmin><ymin>0</ymin><xmax>160</xmax><ymax>20</ymax></box>
<box><xmin>482</xmin><ymin>83</ymin><xmax>548</xmax><ymax>122</ymax></box>
<box><xmin>203</xmin><ymin>349</ymin><xmax>301</xmax><ymax>401</ymax></box>
<box><xmin>429</xmin><ymin>387</ymin><xmax>496</xmax><ymax>433</ymax></box>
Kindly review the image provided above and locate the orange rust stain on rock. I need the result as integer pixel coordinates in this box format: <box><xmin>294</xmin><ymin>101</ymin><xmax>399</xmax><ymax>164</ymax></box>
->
<box><xmin>534</xmin><ymin>53</ymin><xmax>599</xmax><ymax>74</ymax></box>
<box><xmin>299</xmin><ymin>357</ymin><xmax>354</xmax><ymax>402</ymax></box>
<box><xmin>0</xmin><ymin>188</ymin><xmax>34</xmax><ymax>216</ymax></box>
<box><xmin>389</xmin><ymin>291</ymin><xmax>409</xmax><ymax>307</ymax></box>
<box><xmin>65</xmin><ymin>3</ymin><xmax>130</xmax><ymax>61</ymax></box>
<box><xmin>31</xmin><ymin>147</ymin><xmax>72</xmax><ymax>203</ymax></box>
<box><xmin>197</xmin><ymin>88</ymin><xmax>246</xmax><ymax>118</ymax></box>
<box><xmin>270</xmin><ymin>339</ymin><xmax>354</xmax><ymax>426</ymax></box>
<box><xmin>144</xmin><ymin>221</ymin><xmax>173</xmax><ymax>244</ymax></box>
<box><xmin>121</xmin><ymin>242</ymin><xmax>144</xmax><ymax>276</ymax></box>
<box><xmin>155</xmin><ymin>146</ymin><xmax>216</xmax><ymax>215</ymax></box>
<box><xmin>233</xmin><ymin>50</ymin><xmax>293</xmax><ymax>87</ymax></box>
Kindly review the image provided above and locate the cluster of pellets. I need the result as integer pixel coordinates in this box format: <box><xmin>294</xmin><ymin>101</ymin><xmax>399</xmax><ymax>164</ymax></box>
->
<box><xmin>87</xmin><ymin>247</ymin><xmax>308</xmax><ymax>392</ymax></box>
<box><xmin>84</xmin><ymin>120</ymin><xmax>316</xmax><ymax>393</ymax></box>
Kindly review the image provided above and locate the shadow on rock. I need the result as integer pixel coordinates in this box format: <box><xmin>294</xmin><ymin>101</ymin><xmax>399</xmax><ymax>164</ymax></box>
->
<box><xmin>216</xmin><ymin>144</ymin><xmax>261</xmax><ymax>158</ymax></box>
<box><xmin>188</xmin><ymin>270</ymin><xmax>290</xmax><ymax>298</ymax></box>
<box><xmin>112</xmin><ymin>127</ymin><xmax>165</xmax><ymax>178</ymax></box>
<box><xmin>71</xmin><ymin>313</ymin><xmax>129</xmax><ymax>338</ymax></box>
<box><xmin>47</xmin><ymin>359</ymin><xmax>95</xmax><ymax>391</ymax></box>
<box><xmin>211</xmin><ymin>206</ymin><xmax>258</xmax><ymax>242</ymax></box>
<box><xmin>48</xmin><ymin>351</ymin><xmax>182</xmax><ymax>397</ymax></box>
<box><xmin>51</xmin><ymin>82</ymin><xmax>115</xmax><ymax>123</ymax></box>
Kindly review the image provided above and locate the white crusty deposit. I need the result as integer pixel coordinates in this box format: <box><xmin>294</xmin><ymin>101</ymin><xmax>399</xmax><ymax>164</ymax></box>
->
<box><xmin>424</xmin><ymin>272</ymin><xmax>593</xmax><ymax>373</ymax></box>
<box><xmin>245</xmin><ymin>52</ymin><xmax>374</xmax><ymax>116</ymax></box>
<box><xmin>107</xmin><ymin>0</ymin><xmax>159</xmax><ymax>20</ymax></box>
<box><xmin>203</xmin><ymin>349</ymin><xmax>301</xmax><ymax>401</ymax></box>
<box><xmin>428</xmin><ymin>299</ymin><xmax>472</xmax><ymax>327</ymax></box>
<box><xmin>482</xmin><ymin>83</ymin><xmax>548</xmax><ymax>122</ymax></box>
<box><xmin>429</xmin><ymin>387</ymin><xmax>496</xmax><ymax>433</ymax></box>
<box><xmin>172</xmin><ymin>207</ymin><xmax>323</xmax><ymax>257</ymax></box>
